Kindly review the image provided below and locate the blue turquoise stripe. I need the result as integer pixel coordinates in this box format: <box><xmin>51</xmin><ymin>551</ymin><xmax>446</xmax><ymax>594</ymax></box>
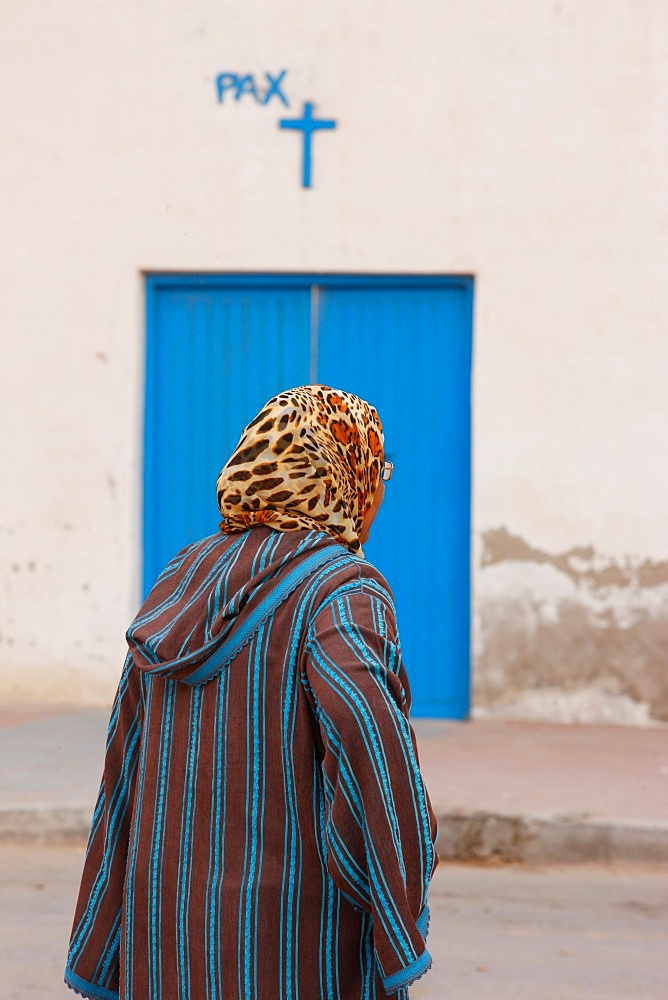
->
<box><xmin>177</xmin><ymin>685</ymin><xmax>202</xmax><ymax>1000</ymax></box>
<box><xmin>64</xmin><ymin>967</ymin><xmax>119</xmax><ymax>1000</ymax></box>
<box><xmin>149</xmin><ymin>681</ymin><xmax>176</xmax><ymax>999</ymax></box>
<box><xmin>123</xmin><ymin>674</ymin><xmax>152</xmax><ymax>992</ymax></box>
<box><xmin>381</xmin><ymin>946</ymin><xmax>432</xmax><ymax>993</ymax></box>
<box><xmin>240</xmin><ymin>624</ymin><xmax>268</xmax><ymax>999</ymax></box>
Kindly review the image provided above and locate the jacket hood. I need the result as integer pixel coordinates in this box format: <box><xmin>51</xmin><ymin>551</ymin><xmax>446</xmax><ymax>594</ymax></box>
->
<box><xmin>127</xmin><ymin>527</ymin><xmax>346</xmax><ymax>685</ymax></box>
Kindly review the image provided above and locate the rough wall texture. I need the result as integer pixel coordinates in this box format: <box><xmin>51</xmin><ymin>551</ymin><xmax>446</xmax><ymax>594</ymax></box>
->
<box><xmin>474</xmin><ymin>528</ymin><xmax>668</xmax><ymax>724</ymax></box>
<box><xmin>1</xmin><ymin>2</ymin><xmax>666</xmax><ymax>709</ymax></box>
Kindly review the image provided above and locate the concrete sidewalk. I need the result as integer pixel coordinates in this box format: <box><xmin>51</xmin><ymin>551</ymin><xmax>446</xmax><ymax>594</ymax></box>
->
<box><xmin>0</xmin><ymin>706</ymin><xmax>666</xmax><ymax>864</ymax></box>
<box><xmin>413</xmin><ymin>718</ymin><xmax>668</xmax><ymax>864</ymax></box>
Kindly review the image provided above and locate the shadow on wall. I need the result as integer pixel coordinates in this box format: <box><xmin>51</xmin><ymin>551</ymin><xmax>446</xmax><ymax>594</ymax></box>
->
<box><xmin>473</xmin><ymin>527</ymin><xmax>668</xmax><ymax>725</ymax></box>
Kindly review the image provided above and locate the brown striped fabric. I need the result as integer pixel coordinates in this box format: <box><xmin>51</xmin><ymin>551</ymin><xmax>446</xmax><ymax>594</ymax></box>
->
<box><xmin>65</xmin><ymin>526</ymin><xmax>439</xmax><ymax>999</ymax></box>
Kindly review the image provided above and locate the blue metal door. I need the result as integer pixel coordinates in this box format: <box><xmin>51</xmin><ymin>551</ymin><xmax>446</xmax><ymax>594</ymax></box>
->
<box><xmin>144</xmin><ymin>279</ymin><xmax>311</xmax><ymax>590</ymax></box>
<box><xmin>145</xmin><ymin>274</ymin><xmax>473</xmax><ymax>718</ymax></box>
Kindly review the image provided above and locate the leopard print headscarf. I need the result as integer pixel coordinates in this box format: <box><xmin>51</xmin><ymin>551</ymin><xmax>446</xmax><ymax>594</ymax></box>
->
<box><xmin>216</xmin><ymin>385</ymin><xmax>384</xmax><ymax>555</ymax></box>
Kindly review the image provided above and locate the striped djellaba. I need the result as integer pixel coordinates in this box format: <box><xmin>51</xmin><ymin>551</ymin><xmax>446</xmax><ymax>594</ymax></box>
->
<box><xmin>65</xmin><ymin>526</ymin><xmax>439</xmax><ymax>999</ymax></box>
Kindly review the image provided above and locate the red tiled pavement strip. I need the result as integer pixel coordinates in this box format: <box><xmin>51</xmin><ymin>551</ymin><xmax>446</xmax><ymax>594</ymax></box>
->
<box><xmin>412</xmin><ymin>720</ymin><xmax>668</xmax><ymax>826</ymax></box>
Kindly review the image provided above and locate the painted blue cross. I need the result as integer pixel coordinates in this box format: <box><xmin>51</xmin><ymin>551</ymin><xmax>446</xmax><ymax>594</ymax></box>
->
<box><xmin>279</xmin><ymin>102</ymin><xmax>337</xmax><ymax>188</ymax></box>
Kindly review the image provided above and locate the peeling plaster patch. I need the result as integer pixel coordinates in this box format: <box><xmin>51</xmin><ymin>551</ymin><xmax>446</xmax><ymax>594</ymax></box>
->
<box><xmin>475</xmin><ymin>527</ymin><xmax>668</xmax><ymax>723</ymax></box>
<box><xmin>481</xmin><ymin>527</ymin><xmax>668</xmax><ymax>589</ymax></box>
<box><xmin>478</xmin><ymin>562</ymin><xmax>576</xmax><ymax>628</ymax></box>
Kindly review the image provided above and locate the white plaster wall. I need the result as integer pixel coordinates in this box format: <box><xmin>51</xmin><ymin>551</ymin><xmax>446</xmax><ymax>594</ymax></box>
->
<box><xmin>1</xmin><ymin>1</ymin><xmax>666</xmax><ymax>703</ymax></box>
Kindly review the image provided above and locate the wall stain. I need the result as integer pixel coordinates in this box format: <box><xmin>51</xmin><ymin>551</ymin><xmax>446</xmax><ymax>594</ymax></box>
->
<box><xmin>476</xmin><ymin>527</ymin><xmax>668</xmax><ymax>722</ymax></box>
<box><xmin>481</xmin><ymin>526</ymin><xmax>668</xmax><ymax>589</ymax></box>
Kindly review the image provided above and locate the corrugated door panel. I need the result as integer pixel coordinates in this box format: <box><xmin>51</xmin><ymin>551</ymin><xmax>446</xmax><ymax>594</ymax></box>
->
<box><xmin>315</xmin><ymin>282</ymin><xmax>473</xmax><ymax>717</ymax></box>
<box><xmin>144</xmin><ymin>281</ymin><xmax>311</xmax><ymax>592</ymax></box>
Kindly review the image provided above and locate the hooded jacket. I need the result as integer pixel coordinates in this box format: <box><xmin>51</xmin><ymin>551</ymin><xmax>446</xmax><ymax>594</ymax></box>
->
<box><xmin>65</xmin><ymin>525</ymin><xmax>438</xmax><ymax>1000</ymax></box>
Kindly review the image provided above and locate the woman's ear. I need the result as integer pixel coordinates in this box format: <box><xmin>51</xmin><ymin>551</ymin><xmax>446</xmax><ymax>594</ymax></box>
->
<box><xmin>359</xmin><ymin>481</ymin><xmax>385</xmax><ymax>545</ymax></box>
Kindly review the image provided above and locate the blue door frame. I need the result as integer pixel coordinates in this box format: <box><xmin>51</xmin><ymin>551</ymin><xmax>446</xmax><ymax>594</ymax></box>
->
<box><xmin>144</xmin><ymin>273</ymin><xmax>474</xmax><ymax>718</ymax></box>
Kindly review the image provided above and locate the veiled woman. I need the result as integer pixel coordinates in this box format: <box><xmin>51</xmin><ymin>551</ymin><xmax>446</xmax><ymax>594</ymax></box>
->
<box><xmin>66</xmin><ymin>384</ymin><xmax>439</xmax><ymax>1000</ymax></box>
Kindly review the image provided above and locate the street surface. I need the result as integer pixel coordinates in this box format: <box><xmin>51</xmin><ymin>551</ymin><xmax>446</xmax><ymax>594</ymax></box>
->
<box><xmin>0</xmin><ymin>845</ymin><xmax>666</xmax><ymax>999</ymax></box>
